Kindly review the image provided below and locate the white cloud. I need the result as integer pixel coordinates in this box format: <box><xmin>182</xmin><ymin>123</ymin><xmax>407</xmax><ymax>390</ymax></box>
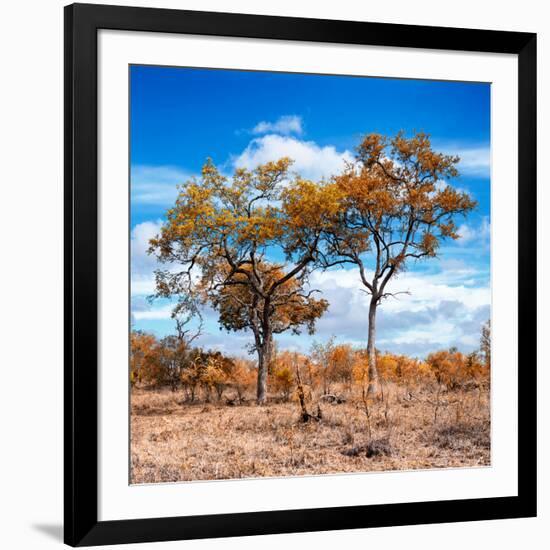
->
<box><xmin>233</xmin><ymin>134</ymin><xmax>353</xmax><ymax>181</ymax></box>
<box><xmin>131</xmin><ymin>219</ymin><xmax>162</xmax><ymax>275</ymax></box>
<box><xmin>431</xmin><ymin>179</ymin><xmax>474</xmax><ymax>199</ymax></box>
<box><xmin>438</xmin><ymin>144</ymin><xmax>490</xmax><ymax>178</ymax></box>
<box><xmin>132</xmin><ymin>303</ymin><xmax>174</xmax><ymax>321</ymax></box>
<box><xmin>130</xmin><ymin>219</ymin><xmax>167</xmax><ymax>298</ymax></box>
<box><xmin>131</xmin><ymin>277</ymin><xmax>156</xmax><ymax>297</ymax></box>
<box><xmin>457</xmin><ymin>217</ymin><xmax>490</xmax><ymax>246</ymax></box>
<box><xmin>456</xmin><ymin>146</ymin><xmax>491</xmax><ymax>177</ymax></box>
<box><xmin>434</xmin><ymin>179</ymin><xmax>448</xmax><ymax>192</ymax></box>
<box><xmin>456</xmin><ymin>223</ymin><xmax>476</xmax><ymax>243</ymax></box>
<box><xmin>131</xmin><ymin>165</ymin><xmax>190</xmax><ymax>205</ymax></box>
<box><xmin>251</xmin><ymin>115</ymin><xmax>303</xmax><ymax>136</ymax></box>
<box><xmin>312</xmin><ymin>267</ymin><xmax>489</xmax><ymax>315</ymax></box>
<box><xmin>129</xmin><ymin>140</ymin><xmax>491</xmax><ymax>357</ymax></box>
<box><xmin>131</xmin><ymin>262</ymin><xmax>491</xmax><ymax>358</ymax></box>
<box><xmin>307</xmin><ymin>265</ymin><xmax>490</xmax><ymax>356</ymax></box>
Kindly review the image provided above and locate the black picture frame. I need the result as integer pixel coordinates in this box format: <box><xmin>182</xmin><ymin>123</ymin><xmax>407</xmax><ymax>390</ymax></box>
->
<box><xmin>64</xmin><ymin>2</ymin><xmax>537</xmax><ymax>546</ymax></box>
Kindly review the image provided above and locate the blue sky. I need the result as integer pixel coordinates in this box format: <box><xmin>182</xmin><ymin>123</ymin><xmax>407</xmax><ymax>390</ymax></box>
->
<box><xmin>130</xmin><ymin>65</ymin><xmax>491</xmax><ymax>358</ymax></box>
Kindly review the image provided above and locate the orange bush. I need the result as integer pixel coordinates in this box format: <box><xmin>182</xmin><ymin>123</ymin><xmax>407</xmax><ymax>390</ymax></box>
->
<box><xmin>131</xmin><ymin>328</ymin><xmax>489</xmax><ymax>401</ymax></box>
<box><xmin>130</xmin><ymin>331</ymin><xmax>161</xmax><ymax>386</ymax></box>
<box><xmin>425</xmin><ymin>349</ymin><xmax>480</xmax><ymax>389</ymax></box>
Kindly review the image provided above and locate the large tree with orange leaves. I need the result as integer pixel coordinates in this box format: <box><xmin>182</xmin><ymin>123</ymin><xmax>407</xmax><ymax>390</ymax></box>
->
<box><xmin>323</xmin><ymin>132</ymin><xmax>476</xmax><ymax>396</ymax></box>
<box><xmin>214</xmin><ymin>262</ymin><xmax>328</xmax><ymax>402</ymax></box>
<box><xmin>149</xmin><ymin>157</ymin><xmax>336</xmax><ymax>404</ymax></box>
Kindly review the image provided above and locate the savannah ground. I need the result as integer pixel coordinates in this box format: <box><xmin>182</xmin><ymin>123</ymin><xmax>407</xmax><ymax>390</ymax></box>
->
<box><xmin>130</xmin><ymin>382</ymin><xmax>490</xmax><ymax>484</ymax></box>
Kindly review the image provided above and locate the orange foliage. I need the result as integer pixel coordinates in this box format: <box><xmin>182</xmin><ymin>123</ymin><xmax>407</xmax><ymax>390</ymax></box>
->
<box><xmin>376</xmin><ymin>352</ymin><xmax>435</xmax><ymax>386</ymax></box>
<box><xmin>425</xmin><ymin>348</ymin><xmax>488</xmax><ymax>389</ymax></box>
<box><xmin>328</xmin><ymin>344</ymin><xmax>355</xmax><ymax>389</ymax></box>
<box><xmin>228</xmin><ymin>358</ymin><xmax>257</xmax><ymax>400</ymax></box>
<box><xmin>149</xmin><ymin>157</ymin><xmax>335</xmax><ymax>403</ymax></box>
<box><xmin>130</xmin><ymin>331</ymin><xmax>158</xmax><ymax>386</ymax></box>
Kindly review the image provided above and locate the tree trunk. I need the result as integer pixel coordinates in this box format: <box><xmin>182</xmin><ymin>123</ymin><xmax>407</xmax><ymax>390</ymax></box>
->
<box><xmin>367</xmin><ymin>297</ymin><xmax>381</xmax><ymax>397</ymax></box>
<box><xmin>256</xmin><ymin>334</ymin><xmax>272</xmax><ymax>405</ymax></box>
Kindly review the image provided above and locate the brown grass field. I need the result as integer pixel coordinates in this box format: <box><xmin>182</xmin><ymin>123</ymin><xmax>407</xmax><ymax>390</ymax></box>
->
<box><xmin>130</xmin><ymin>384</ymin><xmax>490</xmax><ymax>484</ymax></box>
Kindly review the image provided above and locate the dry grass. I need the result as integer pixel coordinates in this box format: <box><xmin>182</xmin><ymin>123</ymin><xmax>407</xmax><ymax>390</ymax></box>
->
<box><xmin>130</xmin><ymin>383</ymin><xmax>490</xmax><ymax>484</ymax></box>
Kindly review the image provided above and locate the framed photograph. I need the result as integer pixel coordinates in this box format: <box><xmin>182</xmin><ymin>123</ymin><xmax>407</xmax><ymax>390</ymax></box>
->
<box><xmin>64</xmin><ymin>3</ymin><xmax>537</xmax><ymax>546</ymax></box>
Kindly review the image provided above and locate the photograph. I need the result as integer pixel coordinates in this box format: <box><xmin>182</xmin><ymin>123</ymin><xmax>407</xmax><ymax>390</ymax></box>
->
<box><xmin>1</xmin><ymin>0</ymin><xmax>543</xmax><ymax>547</ymax></box>
<box><xmin>129</xmin><ymin>65</ymin><xmax>491</xmax><ymax>484</ymax></box>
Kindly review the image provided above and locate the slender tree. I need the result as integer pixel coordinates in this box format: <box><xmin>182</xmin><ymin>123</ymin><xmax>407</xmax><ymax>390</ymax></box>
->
<box><xmin>149</xmin><ymin>158</ymin><xmax>336</xmax><ymax>403</ymax></box>
<box><xmin>480</xmin><ymin>319</ymin><xmax>491</xmax><ymax>370</ymax></box>
<box><xmin>155</xmin><ymin>333</ymin><xmax>190</xmax><ymax>391</ymax></box>
<box><xmin>323</xmin><ymin>132</ymin><xmax>476</xmax><ymax>395</ymax></box>
<box><xmin>310</xmin><ymin>336</ymin><xmax>336</xmax><ymax>395</ymax></box>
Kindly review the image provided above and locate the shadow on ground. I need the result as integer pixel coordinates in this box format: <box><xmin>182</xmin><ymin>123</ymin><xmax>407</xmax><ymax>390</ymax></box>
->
<box><xmin>33</xmin><ymin>524</ymin><xmax>63</xmax><ymax>542</ymax></box>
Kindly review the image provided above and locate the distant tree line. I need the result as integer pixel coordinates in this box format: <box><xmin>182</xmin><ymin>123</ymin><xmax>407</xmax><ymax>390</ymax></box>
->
<box><xmin>131</xmin><ymin>320</ymin><xmax>490</xmax><ymax>404</ymax></box>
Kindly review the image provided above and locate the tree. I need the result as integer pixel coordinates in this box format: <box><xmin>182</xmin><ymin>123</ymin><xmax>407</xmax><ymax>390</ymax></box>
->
<box><xmin>272</xmin><ymin>350</ymin><xmax>296</xmax><ymax>401</ymax></box>
<box><xmin>426</xmin><ymin>348</ymin><xmax>469</xmax><ymax>390</ymax></box>
<box><xmin>214</xmin><ymin>262</ymin><xmax>328</xmax><ymax>403</ymax></box>
<box><xmin>130</xmin><ymin>331</ymin><xmax>158</xmax><ymax>386</ymax></box>
<box><xmin>376</xmin><ymin>352</ymin><xmax>399</xmax><ymax>383</ymax></box>
<box><xmin>465</xmin><ymin>351</ymin><xmax>485</xmax><ymax>382</ymax></box>
<box><xmin>149</xmin><ymin>158</ymin><xmax>336</xmax><ymax>404</ymax></box>
<box><xmin>155</xmin><ymin>334</ymin><xmax>189</xmax><ymax>391</ymax></box>
<box><xmin>310</xmin><ymin>337</ymin><xmax>336</xmax><ymax>395</ymax></box>
<box><xmin>375</xmin><ymin>351</ymin><xmax>435</xmax><ymax>386</ymax></box>
<box><xmin>227</xmin><ymin>358</ymin><xmax>256</xmax><ymax>401</ymax></box>
<box><xmin>329</xmin><ymin>344</ymin><xmax>355</xmax><ymax>391</ymax></box>
<box><xmin>180</xmin><ymin>350</ymin><xmax>205</xmax><ymax>402</ymax></box>
<box><xmin>201</xmin><ymin>351</ymin><xmax>235</xmax><ymax>401</ymax></box>
<box><xmin>323</xmin><ymin>132</ymin><xmax>476</xmax><ymax>395</ymax></box>
<box><xmin>153</xmin><ymin>312</ymin><xmax>201</xmax><ymax>391</ymax></box>
<box><xmin>480</xmin><ymin>319</ymin><xmax>491</xmax><ymax>370</ymax></box>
